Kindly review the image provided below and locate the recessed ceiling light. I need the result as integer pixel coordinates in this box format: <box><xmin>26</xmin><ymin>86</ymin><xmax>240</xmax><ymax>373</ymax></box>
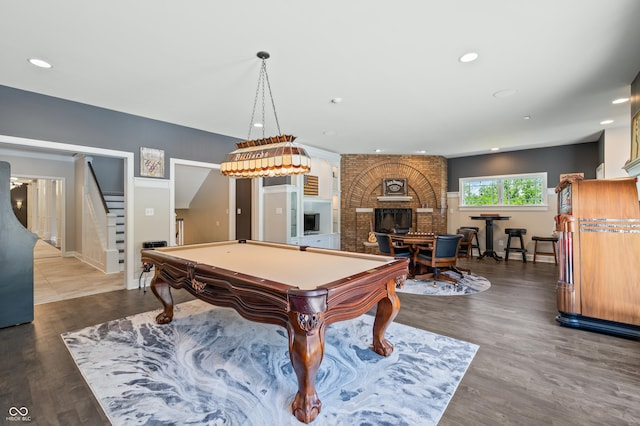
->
<box><xmin>491</xmin><ymin>147</ymin><xmax>500</xmax><ymax>152</ymax></box>
<box><xmin>323</xmin><ymin>130</ymin><xmax>336</xmax><ymax>136</ymax></box>
<box><xmin>374</xmin><ymin>149</ymin><xmax>383</xmax><ymax>153</ymax></box>
<box><xmin>600</xmin><ymin>119</ymin><xmax>614</xmax><ymax>125</ymax></box>
<box><xmin>522</xmin><ymin>115</ymin><xmax>531</xmax><ymax>120</ymax></box>
<box><xmin>330</xmin><ymin>97</ymin><xmax>343</xmax><ymax>104</ymax></box>
<box><xmin>253</xmin><ymin>122</ymin><xmax>263</xmax><ymax>128</ymax></box>
<box><xmin>28</xmin><ymin>58</ymin><xmax>52</xmax><ymax>68</ymax></box>
<box><xmin>493</xmin><ymin>89</ymin><xmax>517</xmax><ymax>98</ymax></box>
<box><xmin>612</xmin><ymin>98</ymin><xmax>629</xmax><ymax>104</ymax></box>
<box><xmin>416</xmin><ymin>150</ymin><xmax>427</xmax><ymax>154</ymax></box>
<box><xmin>459</xmin><ymin>52</ymin><xmax>478</xmax><ymax>63</ymax></box>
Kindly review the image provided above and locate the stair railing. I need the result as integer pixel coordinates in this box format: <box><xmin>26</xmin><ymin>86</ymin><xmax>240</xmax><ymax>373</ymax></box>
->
<box><xmin>83</xmin><ymin>161</ymin><xmax>119</xmax><ymax>273</ymax></box>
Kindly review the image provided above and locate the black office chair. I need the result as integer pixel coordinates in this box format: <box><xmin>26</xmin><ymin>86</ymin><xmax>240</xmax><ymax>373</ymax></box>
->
<box><xmin>413</xmin><ymin>234</ymin><xmax>463</xmax><ymax>286</ymax></box>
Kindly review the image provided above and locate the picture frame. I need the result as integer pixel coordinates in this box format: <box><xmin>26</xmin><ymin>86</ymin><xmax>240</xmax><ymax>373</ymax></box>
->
<box><xmin>140</xmin><ymin>147</ymin><xmax>165</xmax><ymax>178</ymax></box>
<box><xmin>382</xmin><ymin>178</ymin><xmax>407</xmax><ymax>196</ymax></box>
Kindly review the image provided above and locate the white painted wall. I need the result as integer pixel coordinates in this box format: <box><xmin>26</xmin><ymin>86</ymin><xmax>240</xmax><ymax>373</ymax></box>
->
<box><xmin>133</xmin><ymin>177</ymin><xmax>171</xmax><ymax>288</ymax></box>
<box><xmin>605</xmin><ymin>124</ymin><xmax>632</xmax><ymax>178</ymax></box>
<box><xmin>447</xmin><ymin>189</ymin><xmax>559</xmax><ymax>262</ymax></box>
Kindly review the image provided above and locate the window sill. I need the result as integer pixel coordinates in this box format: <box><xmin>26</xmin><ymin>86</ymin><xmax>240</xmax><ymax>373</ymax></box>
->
<box><xmin>459</xmin><ymin>205</ymin><xmax>549</xmax><ymax>212</ymax></box>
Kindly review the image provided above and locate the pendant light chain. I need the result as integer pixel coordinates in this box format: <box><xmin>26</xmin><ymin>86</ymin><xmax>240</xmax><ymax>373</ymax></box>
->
<box><xmin>221</xmin><ymin>51</ymin><xmax>310</xmax><ymax>178</ymax></box>
<box><xmin>246</xmin><ymin>56</ymin><xmax>282</xmax><ymax>141</ymax></box>
<box><xmin>262</xmin><ymin>59</ymin><xmax>282</xmax><ymax>136</ymax></box>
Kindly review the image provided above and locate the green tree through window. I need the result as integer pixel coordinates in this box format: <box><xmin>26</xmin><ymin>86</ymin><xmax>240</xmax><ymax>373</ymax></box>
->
<box><xmin>460</xmin><ymin>173</ymin><xmax>546</xmax><ymax>206</ymax></box>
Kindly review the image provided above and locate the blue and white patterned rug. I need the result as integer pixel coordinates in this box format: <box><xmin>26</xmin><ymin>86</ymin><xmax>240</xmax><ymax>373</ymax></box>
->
<box><xmin>62</xmin><ymin>300</ymin><xmax>478</xmax><ymax>426</ymax></box>
<box><xmin>398</xmin><ymin>272</ymin><xmax>491</xmax><ymax>296</ymax></box>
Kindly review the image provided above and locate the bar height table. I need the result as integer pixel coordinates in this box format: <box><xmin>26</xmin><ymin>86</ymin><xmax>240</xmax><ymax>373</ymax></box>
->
<box><xmin>470</xmin><ymin>215</ymin><xmax>511</xmax><ymax>261</ymax></box>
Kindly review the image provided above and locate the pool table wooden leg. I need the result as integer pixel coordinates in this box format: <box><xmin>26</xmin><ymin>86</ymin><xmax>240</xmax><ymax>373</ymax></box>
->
<box><xmin>287</xmin><ymin>312</ymin><xmax>325</xmax><ymax>424</ymax></box>
<box><xmin>372</xmin><ymin>279</ymin><xmax>401</xmax><ymax>356</ymax></box>
<box><xmin>150</xmin><ymin>276</ymin><xmax>174</xmax><ymax>324</ymax></box>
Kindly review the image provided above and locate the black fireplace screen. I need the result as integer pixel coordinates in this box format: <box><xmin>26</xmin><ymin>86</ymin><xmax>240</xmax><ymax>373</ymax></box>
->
<box><xmin>374</xmin><ymin>208</ymin><xmax>412</xmax><ymax>233</ymax></box>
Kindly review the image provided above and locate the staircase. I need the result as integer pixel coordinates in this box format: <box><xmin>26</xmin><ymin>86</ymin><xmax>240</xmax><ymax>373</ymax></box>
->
<box><xmin>104</xmin><ymin>193</ymin><xmax>125</xmax><ymax>271</ymax></box>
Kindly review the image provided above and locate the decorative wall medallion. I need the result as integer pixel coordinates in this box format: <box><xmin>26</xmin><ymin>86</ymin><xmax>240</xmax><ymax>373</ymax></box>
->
<box><xmin>383</xmin><ymin>178</ymin><xmax>407</xmax><ymax>196</ymax></box>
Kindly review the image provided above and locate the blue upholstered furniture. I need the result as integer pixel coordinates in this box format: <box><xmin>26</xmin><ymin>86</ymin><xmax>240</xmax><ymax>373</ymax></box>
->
<box><xmin>413</xmin><ymin>234</ymin><xmax>463</xmax><ymax>285</ymax></box>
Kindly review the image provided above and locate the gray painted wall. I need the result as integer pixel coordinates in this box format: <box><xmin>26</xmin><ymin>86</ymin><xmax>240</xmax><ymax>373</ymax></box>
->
<box><xmin>447</xmin><ymin>142</ymin><xmax>600</xmax><ymax>192</ymax></box>
<box><xmin>91</xmin><ymin>156</ymin><xmax>125</xmax><ymax>194</ymax></box>
<box><xmin>0</xmin><ymin>85</ymin><xmax>239</xmax><ymax>174</ymax></box>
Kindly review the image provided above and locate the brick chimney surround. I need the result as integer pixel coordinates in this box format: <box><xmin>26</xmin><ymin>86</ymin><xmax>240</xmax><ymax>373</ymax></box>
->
<box><xmin>340</xmin><ymin>154</ymin><xmax>448</xmax><ymax>253</ymax></box>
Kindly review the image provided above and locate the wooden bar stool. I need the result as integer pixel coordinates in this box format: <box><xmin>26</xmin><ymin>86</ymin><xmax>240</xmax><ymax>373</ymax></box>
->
<box><xmin>504</xmin><ymin>228</ymin><xmax>527</xmax><ymax>262</ymax></box>
<box><xmin>532</xmin><ymin>236</ymin><xmax>558</xmax><ymax>264</ymax></box>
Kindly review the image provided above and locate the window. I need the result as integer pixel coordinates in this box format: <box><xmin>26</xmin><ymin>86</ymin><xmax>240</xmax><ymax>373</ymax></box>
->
<box><xmin>460</xmin><ymin>172</ymin><xmax>547</xmax><ymax>207</ymax></box>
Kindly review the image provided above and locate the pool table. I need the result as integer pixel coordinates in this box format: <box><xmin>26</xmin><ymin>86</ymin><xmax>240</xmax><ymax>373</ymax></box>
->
<box><xmin>140</xmin><ymin>239</ymin><xmax>408</xmax><ymax>423</ymax></box>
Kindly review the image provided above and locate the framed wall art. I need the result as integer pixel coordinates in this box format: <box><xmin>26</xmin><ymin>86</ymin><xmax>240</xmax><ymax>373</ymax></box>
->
<box><xmin>382</xmin><ymin>178</ymin><xmax>407</xmax><ymax>196</ymax></box>
<box><xmin>140</xmin><ymin>147</ymin><xmax>165</xmax><ymax>178</ymax></box>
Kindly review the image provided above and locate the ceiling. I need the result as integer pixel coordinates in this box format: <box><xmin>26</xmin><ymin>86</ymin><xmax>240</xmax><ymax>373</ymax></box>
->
<box><xmin>2</xmin><ymin>1</ymin><xmax>640</xmax><ymax>158</ymax></box>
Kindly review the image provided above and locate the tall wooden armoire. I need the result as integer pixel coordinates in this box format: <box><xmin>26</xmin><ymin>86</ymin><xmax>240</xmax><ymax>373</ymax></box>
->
<box><xmin>555</xmin><ymin>176</ymin><xmax>640</xmax><ymax>338</ymax></box>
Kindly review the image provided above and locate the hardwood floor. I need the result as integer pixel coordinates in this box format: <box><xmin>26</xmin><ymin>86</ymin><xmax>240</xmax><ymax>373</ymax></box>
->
<box><xmin>33</xmin><ymin>240</ymin><xmax>124</xmax><ymax>305</ymax></box>
<box><xmin>1</xmin><ymin>257</ymin><xmax>639</xmax><ymax>425</ymax></box>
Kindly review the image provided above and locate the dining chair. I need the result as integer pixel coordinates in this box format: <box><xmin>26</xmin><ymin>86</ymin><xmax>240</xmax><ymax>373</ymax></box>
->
<box><xmin>456</xmin><ymin>228</ymin><xmax>476</xmax><ymax>260</ymax></box>
<box><xmin>455</xmin><ymin>228</ymin><xmax>477</xmax><ymax>274</ymax></box>
<box><xmin>413</xmin><ymin>234</ymin><xmax>463</xmax><ymax>286</ymax></box>
<box><xmin>459</xmin><ymin>226</ymin><xmax>481</xmax><ymax>257</ymax></box>
<box><xmin>374</xmin><ymin>232</ymin><xmax>412</xmax><ymax>259</ymax></box>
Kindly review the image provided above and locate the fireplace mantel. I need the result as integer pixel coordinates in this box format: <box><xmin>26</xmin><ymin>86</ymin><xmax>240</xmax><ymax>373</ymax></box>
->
<box><xmin>377</xmin><ymin>196</ymin><xmax>413</xmax><ymax>202</ymax></box>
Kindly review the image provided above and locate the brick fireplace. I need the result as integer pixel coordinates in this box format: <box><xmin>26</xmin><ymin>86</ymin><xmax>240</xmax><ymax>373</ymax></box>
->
<box><xmin>340</xmin><ymin>154</ymin><xmax>448</xmax><ymax>252</ymax></box>
<box><xmin>374</xmin><ymin>208</ymin><xmax>412</xmax><ymax>233</ymax></box>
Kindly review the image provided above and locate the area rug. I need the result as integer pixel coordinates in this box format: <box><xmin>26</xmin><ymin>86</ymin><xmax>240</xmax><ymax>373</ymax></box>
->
<box><xmin>62</xmin><ymin>300</ymin><xmax>478</xmax><ymax>426</ymax></box>
<box><xmin>398</xmin><ymin>272</ymin><xmax>491</xmax><ymax>296</ymax></box>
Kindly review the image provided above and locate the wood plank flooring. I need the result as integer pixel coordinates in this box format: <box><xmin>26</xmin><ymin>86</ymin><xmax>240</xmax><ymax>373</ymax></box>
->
<box><xmin>33</xmin><ymin>240</ymin><xmax>124</xmax><ymax>305</ymax></box>
<box><xmin>1</xmin><ymin>257</ymin><xmax>639</xmax><ymax>425</ymax></box>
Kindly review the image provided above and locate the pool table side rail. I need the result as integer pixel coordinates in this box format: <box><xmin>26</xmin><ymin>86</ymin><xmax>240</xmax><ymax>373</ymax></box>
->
<box><xmin>141</xmin><ymin>247</ymin><xmax>408</xmax><ymax>329</ymax></box>
<box><xmin>142</xmin><ymin>248</ymin><xmax>296</xmax><ymax>327</ymax></box>
<box><xmin>321</xmin><ymin>259</ymin><xmax>408</xmax><ymax>325</ymax></box>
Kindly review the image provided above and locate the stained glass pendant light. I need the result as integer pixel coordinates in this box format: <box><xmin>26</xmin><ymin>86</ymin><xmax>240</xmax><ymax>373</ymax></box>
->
<box><xmin>220</xmin><ymin>52</ymin><xmax>311</xmax><ymax>178</ymax></box>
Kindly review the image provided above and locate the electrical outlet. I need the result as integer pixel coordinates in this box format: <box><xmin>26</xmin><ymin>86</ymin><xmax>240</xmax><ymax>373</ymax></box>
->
<box><xmin>498</xmin><ymin>239</ymin><xmax>504</xmax><ymax>246</ymax></box>
<box><xmin>145</xmin><ymin>208</ymin><xmax>154</xmax><ymax>216</ymax></box>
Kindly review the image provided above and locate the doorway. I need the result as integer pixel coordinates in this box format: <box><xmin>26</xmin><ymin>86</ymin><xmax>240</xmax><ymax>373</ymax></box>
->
<box><xmin>170</xmin><ymin>158</ymin><xmax>234</xmax><ymax>245</ymax></box>
<box><xmin>1</xmin><ymin>134</ymin><xmax>134</xmax><ymax>289</ymax></box>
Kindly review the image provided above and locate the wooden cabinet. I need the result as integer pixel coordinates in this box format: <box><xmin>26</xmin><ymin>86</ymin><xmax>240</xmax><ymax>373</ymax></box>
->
<box><xmin>555</xmin><ymin>176</ymin><xmax>640</xmax><ymax>338</ymax></box>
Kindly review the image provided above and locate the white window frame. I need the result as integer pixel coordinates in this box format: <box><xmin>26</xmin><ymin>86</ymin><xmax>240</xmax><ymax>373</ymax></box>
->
<box><xmin>459</xmin><ymin>172</ymin><xmax>549</xmax><ymax>210</ymax></box>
